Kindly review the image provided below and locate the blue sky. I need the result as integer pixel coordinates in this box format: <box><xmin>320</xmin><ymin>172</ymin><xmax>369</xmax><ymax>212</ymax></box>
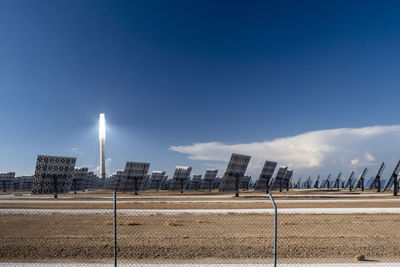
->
<box><xmin>1</xmin><ymin>0</ymin><xmax>400</xmax><ymax>180</ymax></box>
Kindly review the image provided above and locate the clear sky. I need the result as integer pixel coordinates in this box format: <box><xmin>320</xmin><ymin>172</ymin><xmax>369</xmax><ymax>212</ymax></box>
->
<box><xmin>2</xmin><ymin>0</ymin><xmax>400</xmax><ymax>180</ymax></box>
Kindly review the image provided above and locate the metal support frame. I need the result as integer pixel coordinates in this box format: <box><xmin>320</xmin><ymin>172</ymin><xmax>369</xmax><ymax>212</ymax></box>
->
<box><xmin>269</xmin><ymin>193</ymin><xmax>277</xmax><ymax>267</ymax></box>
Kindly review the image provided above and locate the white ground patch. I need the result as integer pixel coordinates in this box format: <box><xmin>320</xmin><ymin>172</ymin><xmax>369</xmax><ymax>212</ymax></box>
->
<box><xmin>1</xmin><ymin>208</ymin><xmax>400</xmax><ymax>215</ymax></box>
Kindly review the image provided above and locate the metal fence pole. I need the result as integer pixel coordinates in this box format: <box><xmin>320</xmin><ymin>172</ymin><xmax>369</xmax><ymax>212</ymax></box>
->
<box><xmin>269</xmin><ymin>193</ymin><xmax>277</xmax><ymax>267</ymax></box>
<box><xmin>113</xmin><ymin>190</ymin><xmax>117</xmax><ymax>267</ymax></box>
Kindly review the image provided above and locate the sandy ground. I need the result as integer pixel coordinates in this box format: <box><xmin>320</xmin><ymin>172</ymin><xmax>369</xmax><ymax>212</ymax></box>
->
<box><xmin>1</xmin><ymin>213</ymin><xmax>400</xmax><ymax>263</ymax></box>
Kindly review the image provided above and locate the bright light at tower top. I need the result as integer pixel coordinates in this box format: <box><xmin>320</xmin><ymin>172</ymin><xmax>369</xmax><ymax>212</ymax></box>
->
<box><xmin>99</xmin><ymin>113</ymin><xmax>106</xmax><ymax>141</ymax></box>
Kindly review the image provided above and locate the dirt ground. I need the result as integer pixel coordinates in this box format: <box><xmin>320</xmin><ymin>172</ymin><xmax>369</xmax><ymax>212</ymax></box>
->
<box><xmin>1</xmin><ymin>213</ymin><xmax>400</xmax><ymax>263</ymax></box>
<box><xmin>1</xmin><ymin>189</ymin><xmax>400</xmax><ymax>264</ymax></box>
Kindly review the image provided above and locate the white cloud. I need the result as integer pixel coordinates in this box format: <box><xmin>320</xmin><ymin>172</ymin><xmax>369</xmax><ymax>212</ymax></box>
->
<box><xmin>170</xmin><ymin>125</ymin><xmax>400</xmax><ymax>177</ymax></box>
<box><xmin>351</xmin><ymin>159</ymin><xmax>359</xmax><ymax>165</ymax></box>
<box><xmin>365</xmin><ymin>153</ymin><xmax>375</xmax><ymax>162</ymax></box>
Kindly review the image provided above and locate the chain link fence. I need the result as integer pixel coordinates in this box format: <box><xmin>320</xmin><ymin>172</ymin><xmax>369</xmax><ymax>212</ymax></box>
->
<box><xmin>0</xmin><ymin>190</ymin><xmax>400</xmax><ymax>266</ymax></box>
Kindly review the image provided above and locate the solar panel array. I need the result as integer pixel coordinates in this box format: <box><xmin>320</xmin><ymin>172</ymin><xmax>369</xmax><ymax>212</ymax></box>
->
<box><xmin>147</xmin><ymin>171</ymin><xmax>166</xmax><ymax>191</ymax></box>
<box><xmin>118</xmin><ymin>161</ymin><xmax>150</xmax><ymax>192</ymax></box>
<box><xmin>169</xmin><ymin>166</ymin><xmax>192</xmax><ymax>192</ymax></box>
<box><xmin>240</xmin><ymin>175</ymin><xmax>251</xmax><ymax>190</ymax></box>
<box><xmin>0</xmin><ymin>172</ymin><xmax>15</xmax><ymax>192</ymax></box>
<box><xmin>19</xmin><ymin>175</ymin><xmax>34</xmax><ymax>191</ymax></box>
<box><xmin>32</xmin><ymin>155</ymin><xmax>76</xmax><ymax>195</ymax></box>
<box><xmin>282</xmin><ymin>169</ymin><xmax>293</xmax><ymax>191</ymax></box>
<box><xmin>199</xmin><ymin>169</ymin><xmax>218</xmax><ymax>191</ymax></box>
<box><xmin>270</xmin><ymin>166</ymin><xmax>288</xmax><ymax>191</ymax></box>
<box><xmin>71</xmin><ymin>167</ymin><xmax>89</xmax><ymax>193</ymax></box>
<box><xmin>254</xmin><ymin>161</ymin><xmax>277</xmax><ymax>191</ymax></box>
<box><xmin>188</xmin><ymin>174</ymin><xmax>202</xmax><ymax>190</ymax></box>
<box><xmin>219</xmin><ymin>153</ymin><xmax>251</xmax><ymax>192</ymax></box>
<box><xmin>355</xmin><ymin>168</ymin><xmax>368</xmax><ymax>191</ymax></box>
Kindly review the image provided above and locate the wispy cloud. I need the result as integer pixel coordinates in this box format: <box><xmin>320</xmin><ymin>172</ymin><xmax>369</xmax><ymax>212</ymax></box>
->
<box><xmin>170</xmin><ymin>125</ymin><xmax>400</xmax><ymax>176</ymax></box>
<box><xmin>71</xmin><ymin>147</ymin><xmax>84</xmax><ymax>156</ymax></box>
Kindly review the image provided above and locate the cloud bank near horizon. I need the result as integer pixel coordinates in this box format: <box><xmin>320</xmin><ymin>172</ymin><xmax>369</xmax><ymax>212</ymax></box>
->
<box><xmin>170</xmin><ymin>125</ymin><xmax>400</xmax><ymax>177</ymax></box>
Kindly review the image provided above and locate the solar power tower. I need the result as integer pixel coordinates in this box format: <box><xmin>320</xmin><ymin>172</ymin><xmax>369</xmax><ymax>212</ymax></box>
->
<box><xmin>188</xmin><ymin>174</ymin><xmax>202</xmax><ymax>190</ymax></box>
<box><xmin>344</xmin><ymin>171</ymin><xmax>355</xmax><ymax>191</ymax></box>
<box><xmin>254</xmin><ymin>160</ymin><xmax>277</xmax><ymax>193</ymax></box>
<box><xmin>32</xmin><ymin>155</ymin><xmax>76</xmax><ymax>198</ymax></box>
<box><xmin>148</xmin><ymin>171</ymin><xmax>166</xmax><ymax>191</ymax></box>
<box><xmin>169</xmin><ymin>166</ymin><xmax>192</xmax><ymax>193</ymax></box>
<box><xmin>282</xmin><ymin>169</ymin><xmax>293</xmax><ymax>191</ymax></box>
<box><xmin>219</xmin><ymin>153</ymin><xmax>251</xmax><ymax>197</ymax></box>
<box><xmin>384</xmin><ymin>160</ymin><xmax>400</xmax><ymax>196</ymax></box>
<box><xmin>240</xmin><ymin>175</ymin><xmax>251</xmax><ymax>190</ymax></box>
<box><xmin>313</xmin><ymin>175</ymin><xmax>320</xmax><ymax>188</ymax></box>
<box><xmin>71</xmin><ymin>167</ymin><xmax>89</xmax><ymax>194</ymax></box>
<box><xmin>0</xmin><ymin>172</ymin><xmax>15</xmax><ymax>192</ymax></box>
<box><xmin>119</xmin><ymin>161</ymin><xmax>150</xmax><ymax>195</ymax></box>
<box><xmin>270</xmin><ymin>166</ymin><xmax>288</xmax><ymax>192</ymax></box>
<box><xmin>370</xmin><ymin>162</ymin><xmax>385</xmax><ymax>192</ymax></box>
<box><xmin>19</xmin><ymin>175</ymin><xmax>34</xmax><ymax>191</ymax></box>
<box><xmin>199</xmin><ymin>169</ymin><xmax>218</xmax><ymax>191</ymax></box>
<box><xmin>354</xmin><ymin>168</ymin><xmax>368</xmax><ymax>191</ymax></box>
<box><xmin>320</xmin><ymin>174</ymin><xmax>331</xmax><ymax>189</ymax></box>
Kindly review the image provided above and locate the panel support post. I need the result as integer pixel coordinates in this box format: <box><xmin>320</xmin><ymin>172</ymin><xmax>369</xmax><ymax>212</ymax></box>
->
<box><xmin>235</xmin><ymin>176</ymin><xmax>239</xmax><ymax>197</ymax></box>
<box><xmin>113</xmin><ymin>190</ymin><xmax>117</xmax><ymax>267</ymax></box>
<box><xmin>394</xmin><ymin>176</ymin><xmax>398</xmax><ymax>196</ymax></box>
<box><xmin>53</xmin><ymin>177</ymin><xmax>58</xmax><ymax>199</ymax></box>
<box><xmin>269</xmin><ymin>193</ymin><xmax>277</xmax><ymax>267</ymax></box>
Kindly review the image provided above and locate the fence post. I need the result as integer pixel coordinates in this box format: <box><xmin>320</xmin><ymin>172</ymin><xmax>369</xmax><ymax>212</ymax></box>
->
<box><xmin>269</xmin><ymin>193</ymin><xmax>277</xmax><ymax>267</ymax></box>
<box><xmin>113</xmin><ymin>190</ymin><xmax>117</xmax><ymax>267</ymax></box>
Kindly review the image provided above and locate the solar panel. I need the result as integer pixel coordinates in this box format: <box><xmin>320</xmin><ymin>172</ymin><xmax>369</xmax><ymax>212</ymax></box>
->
<box><xmin>147</xmin><ymin>171</ymin><xmax>166</xmax><ymax>191</ymax></box>
<box><xmin>354</xmin><ymin>168</ymin><xmax>368</xmax><ymax>191</ymax></box>
<box><xmin>188</xmin><ymin>174</ymin><xmax>202</xmax><ymax>190</ymax></box>
<box><xmin>141</xmin><ymin>174</ymin><xmax>151</xmax><ymax>191</ymax></box>
<box><xmin>370</xmin><ymin>162</ymin><xmax>385</xmax><ymax>191</ymax></box>
<box><xmin>313</xmin><ymin>175</ymin><xmax>320</xmax><ymax>188</ymax></box>
<box><xmin>384</xmin><ymin>160</ymin><xmax>400</xmax><ymax>194</ymax></box>
<box><xmin>282</xmin><ymin>169</ymin><xmax>293</xmax><ymax>191</ymax></box>
<box><xmin>344</xmin><ymin>171</ymin><xmax>355</xmax><ymax>189</ymax></box>
<box><xmin>218</xmin><ymin>153</ymin><xmax>251</xmax><ymax>197</ymax></box>
<box><xmin>240</xmin><ymin>175</ymin><xmax>251</xmax><ymax>190</ymax></box>
<box><xmin>32</xmin><ymin>155</ymin><xmax>76</xmax><ymax>198</ymax></box>
<box><xmin>213</xmin><ymin>176</ymin><xmax>222</xmax><ymax>189</ymax></box>
<box><xmin>169</xmin><ymin>166</ymin><xmax>192</xmax><ymax>193</ymax></box>
<box><xmin>254</xmin><ymin>160</ymin><xmax>277</xmax><ymax>192</ymax></box>
<box><xmin>270</xmin><ymin>166</ymin><xmax>288</xmax><ymax>191</ymax></box>
<box><xmin>71</xmin><ymin>167</ymin><xmax>89</xmax><ymax>193</ymax></box>
<box><xmin>118</xmin><ymin>161</ymin><xmax>150</xmax><ymax>194</ymax></box>
<box><xmin>199</xmin><ymin>169</ymin><xmax>218</xmax><ymax>191</ymax></box>
<box><xmin>332</xmin><ymin>172</ymin><xmax>342</xmax><ymax>190</ymax></box>
<box><xmin>19</xmin><ymin>175</ymin><xmax>34</xmax><ymax>192</ymax></box>
<box><xmin>160</xmin><ymin>175</ymin><xmax>169</xmax><ymax>190</ymax></box>
<box><xmin>0</xmin><ymin>172</ymin><xmax>15</xmax><ymax>192</ymax></box>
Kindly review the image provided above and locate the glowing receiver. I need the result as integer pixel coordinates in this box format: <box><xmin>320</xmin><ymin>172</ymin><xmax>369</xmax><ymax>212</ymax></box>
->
<box><xmin>99</xmin><ymin>113</ymin><xmax>106</xmax><ymax>141</ymax></box>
